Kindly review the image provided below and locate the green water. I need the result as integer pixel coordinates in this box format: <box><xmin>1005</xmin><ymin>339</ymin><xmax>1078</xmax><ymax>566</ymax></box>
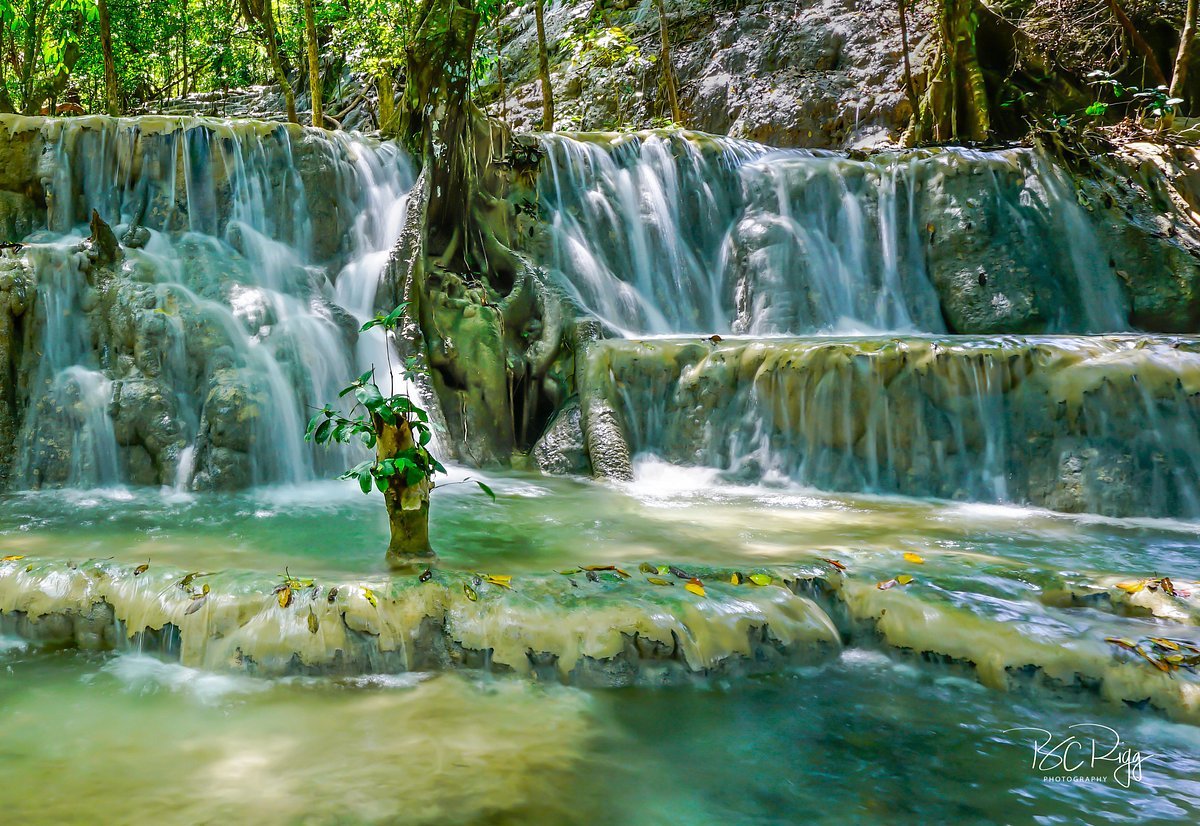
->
<box><xmin>2</xmin><ymin>460</ymin><xmax>1200</xmax><ymax>823</ymax></box>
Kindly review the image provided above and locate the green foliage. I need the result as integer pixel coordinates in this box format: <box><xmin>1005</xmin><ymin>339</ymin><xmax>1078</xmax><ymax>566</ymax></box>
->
<box><xmin>306</xmin><ymin>303</ymin><xmax>445</xmax><ymax>496</ymax></box>
<box><xmin>1085</xmin><ymin>70</ymin><xmax>1185</xmax><ymax>123</ymax></box>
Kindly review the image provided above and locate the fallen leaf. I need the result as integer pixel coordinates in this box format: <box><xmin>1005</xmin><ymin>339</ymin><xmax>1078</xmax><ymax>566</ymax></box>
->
<box><xmin>730</xmin><ymin>573</ymin><xmax>742</xmax><ymax>585</ymax></box>
<box><xmin>184</xmin><ymin>596</ymin><xmax>207</xmax><ymax>615</ymax></box>
<box><xmin>669</xmin><ymin>566</ymin><xmax>694</xmax><ymax>580</ymax></box>
<box><xmin>685</xmin><ymin>581</ymin><xmax>706</xmax><ymax>597</ymax></box>
<box><xmin>1149</xmin><ymin>638</ymin><xmax>1180</xmax><ymax>651</ymax></box>
<box><xmin>896</xmin><ymin>574</ymin><xmax>914</xmax><ymax>586</ymax></box>
<box><xmin>24</xmin><ymin>564</ymin><xmax>32</xmax><ymax>572</ymax></box>
<box><xmin>708</xmin><ymin>334</ymin><xmax>723</xmax><ymax>344</ymax></box>
<box><xmin>463</xmin><ymin>583</ymin><xmax>478</xmax><ymax>601</ymax></box>
<box><xmin>877</xmin><ymin>578</ymin><xmax>898</xmax><ymax>590</ymax></box>
<box><xmin>749</xmin><ymin>574</ymin><xmax>772</xmax><ymax>586</ymax></box>
<box><xmin>647</xmin><ymin>577</ymin><xmax>673</xmax><ymax>586</ymax></box>
<box><xmin>615</xmin><ymin>568</ymin><xmax>631</xmax><ymax>579</ymax></box>
<box><xmin>328</xmin><ymin>587</ymin><xmax>339</xmax><ymax>603</ymax></box>
<box><xmin>903</xmin><ymin>553</ymin><xmax>925</xmax><ymax>564</ymax></box>
<box><xmin>1160</xmin><ymin>577</ymin><xmax>1178</xmax><ymax>597</ymax></box>
<box><xmin>2</xmin><ymin>555</ymin><xmax>25</xmax><ymax>562</ymax></box>
<box><xmin>1105</xmin><ymin>637</ymin><xmax>1139</xmax><ymax>652</ymax></box>
<box><xmin>419</xmin><ymin>569</ymin><xmax>432</xmax><ymax>583</ymax></box>
<box><xmin>820</xmin><ymin>557</ymin><xmax>847</xmax><ymax>571</ymax></box>
<box><xmin>134</xmin><ymin>562</ymin><xmax>150</xmax><ymax>576</ymax></box>
<box><xmin>485</xmin><ymin>575</ymin><xmax>513</xmax><ymax>590</ymax></box>
<box><xmin>307</xmin><ymin>610</ymin><xmax>319</xmax><ymax>634</ymax></box>
<box><xmin>363</xmin><ymin>588</ymin><xmax>378</xmax><ymax>607</ymax></box>
<box><xmin>278</xmin><ymin>586</ymin><xmax>293</xmax><ymax>608</ymax></box>
<box><xmin>556</xmin><ymin>568</ymin><xmax>581</xmax><ymax>575</ymax></box>
<box><xmin>639</xmin><ymin>563</ymin><xmax>656</xmax><ymax>574</ymax></box>
<box><xmin>582</xmin><ymin>565</ymin><xmax>616</xmax><ymax>572</ymax></box>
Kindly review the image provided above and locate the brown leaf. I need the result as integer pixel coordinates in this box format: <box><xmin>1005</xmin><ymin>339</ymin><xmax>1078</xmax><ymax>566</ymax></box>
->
<box><xmin>134</xmin><ymin>562</ymin><xmax>150</xmax><ymax>576</ymax></box>
<box><xmin>820</xmin><ymin>557</ymin><xmax>847</xmax><ymax>571</ymax></box>
<box><xmin>278</xmin><ymin>586</ymin><xmax>293</xmax><ymax>608</ymax></box>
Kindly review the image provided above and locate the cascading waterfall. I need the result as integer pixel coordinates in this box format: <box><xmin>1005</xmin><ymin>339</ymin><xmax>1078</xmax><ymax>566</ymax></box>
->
<box><xmin>6</xmin><ymin>117</ymin><xmax>415</xmax><ymax>491</ymax></box>
<box><xmin>538</xmin><ymin>133</ymin><xmax>1129</xmax><ymax>336</ymax></box>
<box><xmin>537</xmin><ymin>132</ymin><xmax>1200</xmax><ymax>519</ymax></box>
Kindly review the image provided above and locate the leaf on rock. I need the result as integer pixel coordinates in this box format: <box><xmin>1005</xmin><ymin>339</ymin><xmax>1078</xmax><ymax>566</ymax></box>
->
<box><xmin>463</xmin><ymin>583</ymin><xmax>478</xmax><ymax>602</ymax></box>
<box><xmin>1</xmin><ymin>555</ymin><xmax>25</xmax><ymax>562</ymax></box>
<box><xmin>669</xmin><ymin>566</ymin><xmax>694</xmax><ymax>580</ymax></box>
<box><xmin>639</xmin><ymin>563</ymin><xmax>656</xmax><ymax>574</ymax></box>
<box><xmin>363</xmin><ymin>587</ymin><xmax>378</xmax><ymax>608</ymax></box>
<box><xmin>278</xmin><ymin>586</ymin><xmax>293</xmax><ymax>608</ymax></box>
<box><xmin>820</xmin><ymin>557</ymin><xmax>847</xmax><ymax>571</ymax></box>
<box><xmin>730</xmin><ymin>572</ymin><xmax>742</xmax><ymax>585</ymax></box>
<box><xmin>134</xmin><ymin>562</ymin><xmax>150</xmax><ymax>576</ymax></box>
<box><xmin>684</xmin><ymin>581</ymin><xmax>706</xmax><ymax>597</ymax></box>
<box><xmin>1116</xmin><ymin>580</ymin><xmax>1146</xmax><ymax>594</ymax></box>
<box><xmin>896</xmin><ymin>574</ymin><xmax>914</xmax><ymax>586</ymax></box>
<box><xmin>647</xmin><ymin>577</ymin><xmax>673</xmax><ymax>586</ymax></box>
<box><xmin>749</xmin><ymin>574</ymin><xmax>772</xmax><ymax>586</ymax></box>
<box><xmin>903</xmin><ymin>553</ymin><xmax>925</xmax><ymax>564</ymax></box>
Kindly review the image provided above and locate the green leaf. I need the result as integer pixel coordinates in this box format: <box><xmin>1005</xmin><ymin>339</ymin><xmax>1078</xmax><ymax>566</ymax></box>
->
<box><xmin>358</xmin><ymin>470</ymin><xmax>372</xmax><ymax>495</ymax></box>
<box><xmin>355</xmin><ymin>382</ymin><xmax>385</xmax><ymax>410</ymax></box>
<box><xmin>375</xmin><ymin>473</ymin><xmax>389</xmax><ymax>492</ymax></box>
<box><xmin>1085</xmin><ymin>101</ymin><xmax>1108</xmax><ymax>117</ymax></box>
<box><xmin>476</xmin><ymin>481</ymin><xmax>496</xmax><ymax>502</ymax></box>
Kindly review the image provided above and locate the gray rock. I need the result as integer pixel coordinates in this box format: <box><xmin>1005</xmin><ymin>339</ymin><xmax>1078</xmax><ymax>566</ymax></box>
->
<box><xmin>533</xmin><ymin>399</ymin><xmax>591</xmax><ymax>476</ymax></box>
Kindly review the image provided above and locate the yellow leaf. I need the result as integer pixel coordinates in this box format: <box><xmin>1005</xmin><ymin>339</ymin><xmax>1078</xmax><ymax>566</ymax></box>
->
<box><xmin>278</xmin><ymin>586</ymin><xmax>293</xmax><ymax>608</ymax></box>
<box><xmin>24</xmin><ymin>564</ymin><xmax>32</xmax><ymax>572</ymax></box>
<box><xmin>307</xmin><ymin>611</ymin><xmax>319</xmax><ymax>634</ymax></box>
<box><xmin>749</xmin><ymin>574</ymin><xmax>771</xmax><ymax>586</ymax></box>
<box><xmin>685</xmin><ymin>582</ymin><xmax>706</xmax><ymax>597</ymax></box>
<box><xmin>485</xmin><ymin>574</ymin><xmax>512</xmax><ymax>584</ymax></box>
<box><xmin>1149</xmin><ymin>638</ymin><xmax>1180</xmax><ymax>651</ymax></box>
<box><xmin>903</xmin><ymin>553</ymin><xmax>925</xmax><ymax>564</ymax></box>
<box><xmin>896</xmin><ymin>575</ymin><xmax>914</xmax><ymax>586</ymax></box>
<box><xmin>647</xmin><ymin>577</ymin><xmax>673</xmax><ymax>586</ymax></box>
<box><xmin>363</xmin><ymin>587</ymin><xmax>378</xmax><ymax>607</ymax></box>
<box><xmin>730</xmin><ymin>573</ymin><xmax>742</xmax><ymax>585</ymax></box>
<box><xmin>463</xmin><ymin>583</ymin><xmax>478</xmax><ymax>602</ymax></box>
<box><xmin>1</xmin><ymin>555</ymin><xmax>25</xmax><ymax>562</ymax></box>
<box><xmin>1115</xmin><ymin>580</ymin><xmax>1146</xmax><ymax>594</ymax></box>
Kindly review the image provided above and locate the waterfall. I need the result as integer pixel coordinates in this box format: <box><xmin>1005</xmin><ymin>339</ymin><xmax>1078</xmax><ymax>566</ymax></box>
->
<box><xmin>538</xmin><ymin>133</ymin><xmax>1130</xmax><ymax>336</ymax></box>
<box><xmin>7</xmin><ymin>117</ymin><xmax>415</xmax><ymax>491</ymax></box>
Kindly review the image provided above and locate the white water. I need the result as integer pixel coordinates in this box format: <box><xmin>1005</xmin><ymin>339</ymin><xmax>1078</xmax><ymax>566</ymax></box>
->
<box><xmin>13</xmin><ymin>119</ymin><xmax>415</xmax><ymax>489</ymax></box>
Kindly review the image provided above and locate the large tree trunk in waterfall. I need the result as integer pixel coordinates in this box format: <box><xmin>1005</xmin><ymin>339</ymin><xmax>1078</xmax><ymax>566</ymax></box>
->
<box><xmin>653</xmin><ymin>0</ymin><xmax>683</xmax><ymax>124</ymax></box>
<box><xmin>916</xmin><ymin>0</ymin><xmax>990</xmax><ymax>143</ymax></box>
<box><xmin>1173</xmin><ymin>0</ymin><xmax>1199</xmax><ymax>110</ymax></box>
<box><xmin>534</xmin><ymin>0</ymin><xmax>554</xmax><ymax>130</ymax></box>
<box><xmin>304</xmin><ymin>0</ymin><xmax>324</xmax><ymax>128</ymax></box>
<box><xmin>98</xmin><ymin>0</ymin><xmax>121</xmax><ymax>115</ymax></box>
<box><xmin>385</xmin><ymin>0</ymin><xmax>565</xmax><ymax>475</ymax></box>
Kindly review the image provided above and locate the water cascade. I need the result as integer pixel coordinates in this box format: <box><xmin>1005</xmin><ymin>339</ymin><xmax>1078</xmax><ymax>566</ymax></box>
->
<box><xmin>0</xmin><ymin>116</ymin><xmax>414</xmax><ymax>491</ymax></box>
<box><xmin>538</xmin><ymin>132</ymin><xmax>1200</xmax><ymax>519</ymax></box>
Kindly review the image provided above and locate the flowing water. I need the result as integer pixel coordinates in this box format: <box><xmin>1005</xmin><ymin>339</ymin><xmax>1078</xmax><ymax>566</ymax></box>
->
<box><xmin>3</xmin><ymin>124</ymin><xmax>1200</xmax><ymax>822</ymax></box>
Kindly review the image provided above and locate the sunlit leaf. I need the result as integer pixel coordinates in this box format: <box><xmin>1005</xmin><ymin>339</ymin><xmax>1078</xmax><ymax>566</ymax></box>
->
<box><xmin>896</xmin><ymin>574</ymin><xmax>914</xmax><ymax>586</ymax></box>
<box><xmin>363</xmin><ymin>587</ymin><xmax>378</xmax><ymax>607</ymax></box>
<box><xmin>685</xmin><ymin>581</ymin><xmax>706</xmax><ymax>597</ymax></box>
<box><xmin>278</xmin><ymin>586</ymin><xmax>293</xmax><ymax>608</ymax></box>
<box><xmin>485</xmin><ymin>574</ymin><xmax>513</xmax><ymax>589</ymax></box>
<box><xmin>463</xmin><ymin>583</ymin><xmax>478</xmax><ymax>601</ymax></box>
<box><xmin>730</xmin><ymin>572</ymin><xmax>742</xmax><ymax>585</ymax></box>
<box><xmin>749</xmin><ymin>574</ymin><xmax>772</xmax><ymax>586</ymax></box>
<box><xmin>903</xmin><ymin>553</ymin><xmax>925</xmax><ymax>564</ymax></box>
<box><xmin>1116</xmin><ymin>580</ymin><xmax>1146</xmax><ymax>594</ymax></box>
<box><xmin>1</xmin><ymin>555</ymin><xmax>25</xmax><ymax>561</ymax></box>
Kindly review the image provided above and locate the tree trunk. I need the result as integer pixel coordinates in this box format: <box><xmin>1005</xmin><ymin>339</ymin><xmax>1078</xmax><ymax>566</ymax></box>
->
<box><xmin>239</xmin><ymin>0</ymin><xmax>298</xmax><ymax>123</ymax></box>
<box><xmin>534</xmin><ymin>0</ymin><xmax>553</xmax><ymax>130</ymax></box>
<box><xmin>375</xmin><ymin>417</ymin><xmax>434</xmax><ymax>566</ymax></box>
<box><xmin>898</xmin><ymin>0</ymin><xmax>919</xmax><ymax>120</ymax></box>
<box><xmin>496</xmin><ymin>14</ymin><xmax>507</xmax><ymax>122</ymax></box>
<box><xmin>1172</xmin><ymin>0</ymin><xmax>1198</xmax><ymax>108</ymax></box>
<box><xmin>304</xmin><ymin>0</ymin><xmax>324</xmax><ymax>127</ymax></box>
<box><xmin>916</xmin><ymin>0</ymin><xmax>990</xmax><ymax>143</ymax></box>
<box><xmin>1105</xmin><ymin>0</ymin><xmax>1168</xmax><ymax>87</ymax></box>
<box><xmin>98</xmin><ymin>0</ymin><xmax>121</xmax><ymax>115</ymax></box>
<box><xmin>653</xmin><ymin>0</ymin><xmax>682</xmax><ymax>124</ymax></box>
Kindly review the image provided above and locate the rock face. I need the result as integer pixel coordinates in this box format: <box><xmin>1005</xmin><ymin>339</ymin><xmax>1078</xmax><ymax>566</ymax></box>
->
<box><xmin>492</xmin><ymin>0</ymin><xmax>918</xmax><ymax>149</ymax></box>
<box><xmin>0</xmin><ymin>114</ymin><xmax>415</xmax><ymax>491</ymax></box>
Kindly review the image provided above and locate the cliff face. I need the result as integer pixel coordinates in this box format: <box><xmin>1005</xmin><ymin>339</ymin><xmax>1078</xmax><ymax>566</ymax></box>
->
<box><xmin>491</xmin><ymin>0</ymin><xmax>919</xmax><ymax>149</ymax></box>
